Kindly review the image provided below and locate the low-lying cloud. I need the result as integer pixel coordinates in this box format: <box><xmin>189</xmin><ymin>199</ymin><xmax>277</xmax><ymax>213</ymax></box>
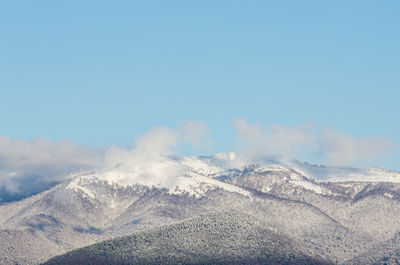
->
<box><xmin>234</xmin><ymin>118</ymin><xmax>397</xmax><ymax>166</ymax></box>
<box><xmin>0</xmin><ymin>119</ymin><xmax>397</xmax><ymax>202</ymax></box>
<box><xmin>0</xmin><ymin>121</ymin><xmax>210</xmax><ymax>201</ymax></box>
<box><xmin>0</xmin><ymin>136</ymin><xmax>105</xmax><ymax>201</ymax></box>
<box><xmin>318</xmin><ymin>128</ymin><xmax>395</xmax><ymax>166</ymax></box>
<box><xmin>104</xmin><ymin>121</ymin><xmax>211</xmax><ymax>167</ymax></box>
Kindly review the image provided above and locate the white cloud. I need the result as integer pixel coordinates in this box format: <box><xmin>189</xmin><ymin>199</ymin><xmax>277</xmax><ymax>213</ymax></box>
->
<box><xmin>0</xmin><ymin>136</ymin><xmax>105</xmax><ymax>200</ymax></box>
<box><xmin>102</xmin><ymin>126</ymin><xmax>178</xmax><ymax>170</ymax></box>
<box><xmin>104</xmin><ymin>121</ymin><xmax>211</xmax><ymax>168</ymax></box>
<box><xmin>0</xmin><ymin>119</ymin><xmax>397</xmax><ymax>202</ymax></box>
<box><xmin>234</xmin><ymin>118</ymin><xmax>315</xmax><ymax>159</ymax></box>
<box><xmin>318</xmin><ymin>128</ymin><xmax>395</xmax><ymax>166</ymax></box>
<box><xmin>0</xmin><ymin>121</ymin><xmax>211</xmax><ymax>200</ymax></box>
<box><xmin>133</xmin><ymin>126</ymin><xmax>177</xmax><ymax>158</ymax></box>
<box><xmin>0</xmin><ymin>136</ymin><xmax>104</xmax><ymax>183</ymax></box>
<box><xmin>178</xmin><ymin>121</ymin><xmax>211</xmax><ymax>148</ymax></box>
<box><xmin>233</xmin><ymin>118</ymin><xmax>397</xmax><ymax>167</ymax></box>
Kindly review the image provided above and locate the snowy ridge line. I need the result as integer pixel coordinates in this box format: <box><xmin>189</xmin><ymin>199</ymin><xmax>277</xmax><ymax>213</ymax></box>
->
<box><xmin>65</xmin><ymin>167</ymin><xmax>252</xmax><ymax>199</ymax></box>
<box><xmin>63</xmin><ymin>152</ymin><xmax>400</xmax><ymax>201</ymax></box>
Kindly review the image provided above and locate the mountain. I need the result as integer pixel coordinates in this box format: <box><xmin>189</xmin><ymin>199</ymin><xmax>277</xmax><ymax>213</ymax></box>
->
<box><xmin>43</xmin><ymin>211</ymin><xmax>331</xmax><ymax>265</ymax></box>
<box><xmin>1</xmin><ymin>153</ymin><xmax>400</xmax><ymax>264</ymax></box>
<box><xmin>343</xmin><ymin>231</ymin><xmax>400</xmax><ymax>265</ymax></box>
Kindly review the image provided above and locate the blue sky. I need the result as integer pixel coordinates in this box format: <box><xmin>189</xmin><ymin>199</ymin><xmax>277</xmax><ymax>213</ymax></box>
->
<box><xmin>1</xmin><ymin>1</ymin><xmax>399</xmax><ymax>169</ymax></box>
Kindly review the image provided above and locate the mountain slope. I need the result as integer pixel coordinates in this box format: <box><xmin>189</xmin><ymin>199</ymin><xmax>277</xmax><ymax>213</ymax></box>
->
<box><xmin>1</xmin><ymin>153</ymin><xmax>400</xmax><ymax>264</ymax></box>
<box><xmin>43</xmin><ymin>211</ymin><xmax>331</xmax><ymax>265</ymax></box>
<box><xmin>343</xmin><ymin>231</ymin><xmax>400</xmax><ymax>265</ymax></box>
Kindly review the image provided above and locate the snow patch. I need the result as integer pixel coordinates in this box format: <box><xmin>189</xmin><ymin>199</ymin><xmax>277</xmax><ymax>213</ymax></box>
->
<box><xmin>384</xmin><ymin>192</ymin><xmax>393</xmax><ymax>199</ymax></box>
<box><xmin>66</xmin><ymin>154</ymin><xmax>252</xmax><ymax>198</ymax></box>
<box><xmin>66</xmin><ymin>177</ymin><xmax>96</xmax><ymax>198</ymax></box>
<box><xmin>290</xmin><ymin>179</ymin><xmax>327</xmax><ymax>195</ymax></box>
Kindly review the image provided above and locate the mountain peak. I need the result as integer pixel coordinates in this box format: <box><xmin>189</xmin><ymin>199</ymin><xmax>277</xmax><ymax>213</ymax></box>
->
<box><xmin>59</xmin><ymin>153</ymin><xmax>400</xmax><ymax>201</ymax></box>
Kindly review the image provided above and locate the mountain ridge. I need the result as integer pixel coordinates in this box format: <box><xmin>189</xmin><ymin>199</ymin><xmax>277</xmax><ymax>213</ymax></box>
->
<box><xmin>42</xmin><ymin>211</ymin><xmax>331</xmax><ymax>265</ymax></box>
<box><xmin>1</xmin><ymin>153</ymin><xmax>400</xmax><ymax>264</ymax></box>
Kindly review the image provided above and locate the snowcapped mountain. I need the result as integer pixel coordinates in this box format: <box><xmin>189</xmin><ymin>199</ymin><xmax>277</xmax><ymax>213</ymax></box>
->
<box><xmin>1</xmin><ymin>153</ymin><xmax>400</xmax><ymax>264</ymax></box>
<box><xmin>62</xmin><ymin>152</ymin><xmax>400</xmax><ymax>198</ymax></box>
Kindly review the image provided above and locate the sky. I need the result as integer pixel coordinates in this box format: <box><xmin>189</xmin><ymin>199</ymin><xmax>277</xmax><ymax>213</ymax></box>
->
<box><xmin>1</xmin><ymin>0</ymin><xmax>399</xmax><ymax>178</ymax></box>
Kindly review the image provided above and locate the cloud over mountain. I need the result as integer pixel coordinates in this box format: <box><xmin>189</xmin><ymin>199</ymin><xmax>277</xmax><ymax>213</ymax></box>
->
<box><xmin>0</xmin><ymin>119</ymin><xmax>398</xmax><ymax>202</ymax></box>
<box><xmin>0</xmin><ymin>122</ymin><xmax>210</xmax><ymax>201</ymax></box>
<box><xmin>234</xmin><ymin>118</ymin><xmax>398</xmax><ymax>166</ymax></box>
<box><xmin>0</xmin><ymin>136</ymin><xmax>105</xmax><ymax>201</ymax></box>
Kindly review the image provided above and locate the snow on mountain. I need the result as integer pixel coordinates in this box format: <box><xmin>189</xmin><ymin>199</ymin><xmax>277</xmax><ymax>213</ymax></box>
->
<box><xmin>288</xmin><ymin>161</ymin><xmax>400</xmax><ymax>183</ymax></box>
<box><xmin>65</xmin><ymin>154</ymin><xmax>251</xmax><ymax>198</ymax></box>
<box><xmin>63</xmin><ymin>152</ymin><xmax>400</xmax><ymax>200</ymax></box>
<box><xmin>2</xmin><ymin>152</ymin><xmax>400</xmax><ymax>265</ymax></box>
<box><xmin>43</xmin><ymin>211</ymin><xmax>331</xmax><ymax>265</ymax></box>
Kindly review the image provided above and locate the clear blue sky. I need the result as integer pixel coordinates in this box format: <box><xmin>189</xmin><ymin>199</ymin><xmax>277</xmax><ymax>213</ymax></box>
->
<box><xmin>1</xmin><ymin>1</ymin><xmax>399</xmax><ymax>168</ymax></box>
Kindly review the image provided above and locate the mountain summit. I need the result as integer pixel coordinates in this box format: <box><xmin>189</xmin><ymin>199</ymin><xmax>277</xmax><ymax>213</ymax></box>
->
<box><xmin>1</xmin><ymin>153</ymin><xmax>400</xmax><ymax>264</ymax></box>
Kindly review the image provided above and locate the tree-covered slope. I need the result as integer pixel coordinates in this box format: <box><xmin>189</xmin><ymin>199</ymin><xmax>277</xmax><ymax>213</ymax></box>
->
<box><xmin>343</xmin><ymin>231</ymin><xmax>400</xmax><ymax>265</ymax></box>
<box><xmin>43</xmin><ymin>211</ymin><xmax>331</xmax><ymax>265</ymax></box>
